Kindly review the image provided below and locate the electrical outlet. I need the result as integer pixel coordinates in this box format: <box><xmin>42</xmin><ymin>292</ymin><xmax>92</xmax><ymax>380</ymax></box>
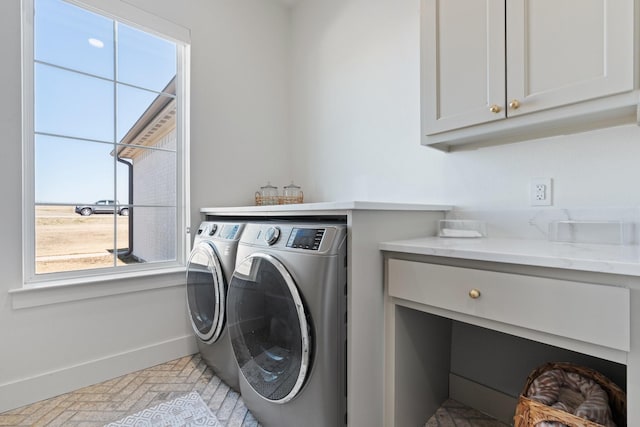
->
<box><xmin>530</xmin><ymin>178</ymin><xmax>552</xmax><ymax>206</ymax></box>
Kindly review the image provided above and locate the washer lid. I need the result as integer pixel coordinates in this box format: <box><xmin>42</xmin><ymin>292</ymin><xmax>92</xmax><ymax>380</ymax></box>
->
<box><xmin>186</xmin><ymin>241</ymin><xmax>226</xmax><ymax>343</ymax></box>
<box><xmin>228</xmin><ymin>253</ymin><xmax>311</xmax><ymax>404</ymax></box>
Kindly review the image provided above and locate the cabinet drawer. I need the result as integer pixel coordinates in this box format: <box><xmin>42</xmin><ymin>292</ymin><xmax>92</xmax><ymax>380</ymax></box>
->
<box><xmin>388</xmin><ymin>259</ymin><xmax>630</xmax><ymax>351</ymax></box>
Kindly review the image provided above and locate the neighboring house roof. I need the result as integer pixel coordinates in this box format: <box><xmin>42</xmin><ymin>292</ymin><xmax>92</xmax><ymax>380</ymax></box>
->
<box><xmin>116</xmin><ymin>77</ymin><xmax>176</xmax><ymax>160</ymax></box>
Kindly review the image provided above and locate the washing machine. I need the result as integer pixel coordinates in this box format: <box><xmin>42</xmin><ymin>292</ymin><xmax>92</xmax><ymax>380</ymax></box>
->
<box><xmin>227</xmin><ymin>222</ymin><xmax>347</xmax><ymax>427</ymax></box>
<box><xmin>186</xmin><ymin>220</ymin><xmax>245</xmax><ymax>391</ymax></box>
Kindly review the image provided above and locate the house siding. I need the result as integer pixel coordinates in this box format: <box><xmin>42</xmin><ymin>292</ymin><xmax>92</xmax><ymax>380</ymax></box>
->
<box><xmin>131</xmin><ymin>130</ymin><xmax>177</xmax><ymax>262</ymax></box>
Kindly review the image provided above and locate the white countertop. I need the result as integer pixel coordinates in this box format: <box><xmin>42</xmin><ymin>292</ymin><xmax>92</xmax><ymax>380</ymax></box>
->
<box><xmin>201</xmin><ymin>201</ymin><xmax>452</xmax><ymax>215</ymax></box>
<box><xmin>380</xmin><ymin>236</ymin><xmax>640</xmax><ymax>276</ymax></box>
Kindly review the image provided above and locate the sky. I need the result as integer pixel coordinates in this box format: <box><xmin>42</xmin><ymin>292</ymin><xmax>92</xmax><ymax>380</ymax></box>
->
<box><xmin>34</xmin><ymin>0</ymin><xmax>177</xmax><ymax>205</ymax></box>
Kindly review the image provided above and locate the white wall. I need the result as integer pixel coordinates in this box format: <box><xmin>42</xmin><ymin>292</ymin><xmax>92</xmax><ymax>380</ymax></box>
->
<box><xmin>0</xmin><ymin>0</ymin><xmax>290</xmax><ymax>412</ymax></box>
<box><xmin>290</xmin><ymin>0</ymin><xmax>640</xmax><ymax>209</ymax></box>
<box><xmin>290</xmin><ymin>0</ymin><xmax>447</xmax><ymax>204</ymax></box>
<box><xmin>442</xmin><ymin>124</ymin><xmax>640</xmax><ymax>208</ymax></box>
<box><xmin>181</xmin><ymin>0</ymin><xmax>292</xmax><ymax>224</ymax></box>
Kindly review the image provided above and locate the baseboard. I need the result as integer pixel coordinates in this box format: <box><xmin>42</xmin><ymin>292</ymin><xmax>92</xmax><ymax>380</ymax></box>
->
<box><xmin>449</xmin><ymin>373</ymin><xmax>518</xmax><ymax>425</ymax></box>
<box><xmin>0</xmin><ymin>334</ymin><xmax>198</xmax><ymax>413</ymax></box>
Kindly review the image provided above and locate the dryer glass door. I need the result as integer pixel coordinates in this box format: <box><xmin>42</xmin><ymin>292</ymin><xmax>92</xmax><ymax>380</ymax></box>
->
<box><xmin>186</xmin><ymin>242</ymin><xmax>226</xmax><ymax>343</ymax></box>
<box><xmin>228</xmin><ymin>253</ymin><xmax>311</xmax><ymax>404</ymax></box>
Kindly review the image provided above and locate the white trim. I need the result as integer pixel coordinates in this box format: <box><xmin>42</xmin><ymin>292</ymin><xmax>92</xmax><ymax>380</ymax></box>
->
<box><xmin>0</xmin><ymin>334</ymin><xmax>198</xmax><ymax>413</ymax></box>
<box><xmin>22</xmin><ymin>0</ymin><xmax>36</xmax><ymax>282</ymax></box>
<box><xmin>176</xmin><ymin>42</ymin><xmax>192</xmax><ymax>262</ymax></box>
<box><xmin>10</xmin><ymin>268</ymin><xmax>186</xmax><ymax>309</ymax></box>
<box><xmin>64</xmin><ymin>0</ymin><xmax>191</xmax><ymax>44</ymax></box>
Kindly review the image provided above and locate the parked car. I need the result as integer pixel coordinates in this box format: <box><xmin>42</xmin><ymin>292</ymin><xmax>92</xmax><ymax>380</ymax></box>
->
<box><xmin>75</xmin><ymin>200</ymin><xmax>129</xmax><ymax>216</ymax></box>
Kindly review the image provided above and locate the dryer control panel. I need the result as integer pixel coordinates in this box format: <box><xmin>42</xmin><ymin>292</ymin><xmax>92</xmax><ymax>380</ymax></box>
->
<box><xmin>286</xmin><ymin>228</ymin><xmax>325</xmax><ymax>250</ymax></box>
<box><xmin>240</xmin><ymin>223</ymin><xmax>346</xmax><ymax>255</ymax></box>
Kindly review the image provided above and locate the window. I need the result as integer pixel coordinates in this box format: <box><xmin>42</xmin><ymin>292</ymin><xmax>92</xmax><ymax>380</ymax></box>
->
<box><xmin>23</xmin><ymin>0</ymin><xmax>190</xmax><ymax>283</ymax></box>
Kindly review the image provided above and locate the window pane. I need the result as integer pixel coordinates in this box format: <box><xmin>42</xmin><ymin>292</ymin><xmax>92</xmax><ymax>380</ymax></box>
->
<box><xmin>29</xmin><ymin>0</ymin><xmax>185</xmax><ymax>278</ymax></box>
<box><xmin>117</xmin><ymin>23</ymin><xmax>176</xmax><ymax>92</ymax></box>
<box><xmin>117</xmin><ymin>84</ymin><xmax>174</xmax><ymax>142</ymax></box>
<box><xmin>35</xmin><ymin>0</ymin><xmax>114</xmax><ymax>79</ymax></box>
<box><xmin>35</xmin><ymin>135</ymin><xmax>115</xmax><ymax>205</ymax></box>
<box><xmin>35</xmin><ymin>63</ymin><xmax>114</xmax><ymax>142</ymax></box>
<box><xmin>130</xmin><ymin>206</ymin><xmax>176</xmax><ymax>263</ymax></box>
<box><xmin>118</xmin><ymin>145</ymin><xmax>177</xmax><ymax>207</ymax></box>
<box><xmin>35</xmin><ymin>204</ymin><xmax>130</xmax><ymax>274</ymax></box>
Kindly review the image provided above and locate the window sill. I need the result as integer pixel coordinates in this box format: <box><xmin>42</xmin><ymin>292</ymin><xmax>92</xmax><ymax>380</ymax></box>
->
<box><xmin>9</xmin><ymin>266</ymin><xmax>187</xmax><ymax>309</ymax></box>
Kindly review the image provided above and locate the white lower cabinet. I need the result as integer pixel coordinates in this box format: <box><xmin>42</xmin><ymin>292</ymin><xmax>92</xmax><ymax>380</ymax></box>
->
<box><xmin>384</xmin><ymin>255</ymin><xmax>638</xmax><ymax>426</ymax></box>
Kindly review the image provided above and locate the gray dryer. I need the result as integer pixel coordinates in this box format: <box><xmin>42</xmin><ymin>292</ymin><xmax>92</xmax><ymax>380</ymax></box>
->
<box><xmin>227</xmin><ymin>222</ymin><xmax>347</xmax><ymax>427</ymax></box>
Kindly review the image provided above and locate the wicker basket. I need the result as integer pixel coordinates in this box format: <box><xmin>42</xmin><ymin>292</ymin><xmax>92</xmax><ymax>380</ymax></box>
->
<box><xmin>513</xmin><ymin>362</ymin><xmax>626</xmax><ymax>427</ymax></box>
<box><xmin>255</xmin><ymin>194</ymin><xmax>303</xmax><ymax>206</ymax></box>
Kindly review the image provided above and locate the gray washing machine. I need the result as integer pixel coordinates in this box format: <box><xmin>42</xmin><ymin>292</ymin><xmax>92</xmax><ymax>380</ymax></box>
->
<box><xmin>186</xmin><ymin>221</ymin><xmax>245</xmax><ymax>391</ymax></box>
<box><xmin>227</xmin><ymin>222</ymin><xmax>347</xmax><ymax>427</ymax></box>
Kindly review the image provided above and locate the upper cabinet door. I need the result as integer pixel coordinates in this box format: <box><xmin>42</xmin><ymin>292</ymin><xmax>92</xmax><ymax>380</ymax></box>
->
<box><xmin>421</xmin><ymin>0</ymin><xmax>506</xmax><ymax>135</ymax></box>
<box><xmin>506</xmin><ymin>0</ymin><xmax>635</xmax><ymax>117</ymax></box>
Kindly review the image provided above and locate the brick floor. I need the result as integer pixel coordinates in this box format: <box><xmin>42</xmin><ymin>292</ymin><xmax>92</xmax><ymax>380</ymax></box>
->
<box><xmin>1</xmin><ymin>357</ymin><xmax>513</xmax><ymax>427</ymax></box>
<box><xmin>0</xmin><ymin>354</ymin><xmax>260</xmax><ymax>427</ymax></box>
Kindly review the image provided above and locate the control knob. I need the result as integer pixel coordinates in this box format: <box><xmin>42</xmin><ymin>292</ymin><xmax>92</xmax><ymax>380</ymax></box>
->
<box><xmin>263</xmin><ymin>226</ymin><xmax>281</xmax><ymax>245</ymax></box>
<box><xmin>208</xmin><ymin>224</ymin><xmax>218</xmax><ymax>236</ymax></box>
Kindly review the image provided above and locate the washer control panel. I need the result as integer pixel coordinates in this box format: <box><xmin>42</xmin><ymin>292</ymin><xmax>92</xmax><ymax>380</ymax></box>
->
<box><xmin>196</xmin><ymin>223</ymin><xmax>216</xmax><ymax>236</ymax></box>
<box><xmin>286</xmin><ymin>228</ymin><xmax>325</xmax><ymax>250</ymax></box>
<box><xmin>219</xmin><ymin>223</ymin><xmax>242</xmax><ymax>240</ymax></box>
<box><xmin>195</xmin><ymin>222</ymin><xmax>244</xmax><ymax>242</ymax></box>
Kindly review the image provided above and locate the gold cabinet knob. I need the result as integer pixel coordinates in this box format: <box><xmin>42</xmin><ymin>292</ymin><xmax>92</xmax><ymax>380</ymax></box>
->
<box><xmin>509</xmin><ymin>99</ymin><xmax>520</xmax><ymax>109</ymax></box>
<box><xmin>468</xmin><ymin>289</ymin><xmax>481</xmax><ymax>299</ymax></box>
<box><xmin>489</xmin><ymin>105</ymin><xmax>501</xmax><ymax>113</ymax></box>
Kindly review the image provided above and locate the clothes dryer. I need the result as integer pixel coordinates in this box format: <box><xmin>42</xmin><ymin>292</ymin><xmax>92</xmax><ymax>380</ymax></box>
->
<box><xmin>186</xmin><ymin>221</ymin><xmax>245</xmax><ymax>391</ymax></box>
<box><xmin>227</xmin><ymin>222</ymin><xmax>347</xmax><ymax>427</ymax></box>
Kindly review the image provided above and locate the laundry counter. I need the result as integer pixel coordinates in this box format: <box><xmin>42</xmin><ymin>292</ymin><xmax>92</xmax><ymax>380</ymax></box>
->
<box><xmin>202</xmin><ymin>200</ymin><xmax>452</xmax><ymax>216</ymax></box>
<box><xmin>380</xmin><ymin>235</ymin><xmax>640</xmax><ymax>276</ymax></box>
<box><xmin>380</xmin><ymin>234</ymin><xmax>640</xmax><ymax>426</ymax></box>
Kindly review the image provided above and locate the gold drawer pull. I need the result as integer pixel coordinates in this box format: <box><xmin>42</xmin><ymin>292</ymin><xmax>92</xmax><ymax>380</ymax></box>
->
<box><xmin>489</xmin><ymin>105</ymin><xmax>501</xmax><ymax>114</ymax></box>
<box><xmin>509</xmin><ymin>99</ymin><xmax>520</xmax><ymax>109</ymax></box>
<box><xmin>468</xmin><ymin>289</ymin><xmax>481</xmax><ymax>299</ymax></box>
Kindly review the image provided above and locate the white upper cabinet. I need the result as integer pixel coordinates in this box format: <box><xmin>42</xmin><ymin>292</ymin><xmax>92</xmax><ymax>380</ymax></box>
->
<box><xmin>422</xmin><ymin>0</ymin><xmax>506</xmax><ymax>133</ymax></box>
<box><xmin>421</xmin><ymin>0</ymin><xmax>638</xmax><ymax>151</ymax></box>
<box><xmin>507</xmin><ymin>0</ymin><xmax>634</xmax><ymax>116</ymax></box>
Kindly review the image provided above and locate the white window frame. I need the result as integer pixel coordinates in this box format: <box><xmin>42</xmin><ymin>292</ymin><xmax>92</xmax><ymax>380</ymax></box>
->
<box><xmin>20</xmin><ymin>0</ymin><xmax>191</xmax><ymax>290</ymax></box>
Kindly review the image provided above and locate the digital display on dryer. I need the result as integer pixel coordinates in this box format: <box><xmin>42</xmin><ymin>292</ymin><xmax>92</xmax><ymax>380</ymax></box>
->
<box><xmin>286</xmin><ymin>228</ymin><xmax>325</xmax><ymax>250</ymax></box>
<box><xmin>219</xmin><ymin>224</ymin><xmax>239</xmax><ymax>239</ymax></box>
